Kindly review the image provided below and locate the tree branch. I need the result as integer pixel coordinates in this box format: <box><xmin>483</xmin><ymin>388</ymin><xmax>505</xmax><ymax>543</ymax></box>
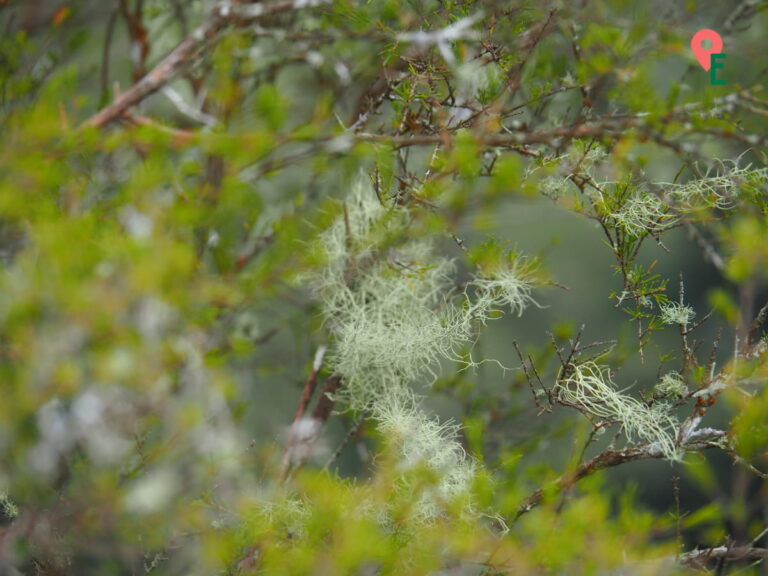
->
<box><xmin>279</xmin><ymin>345</ymin><xmax>327</xmax><ymax>480</ymax></box>
<box><xmin>83</xmin><ymin>0</ymin><xmax>330</xmax><ymax>129</ymax></box>
<box><xmin>512</xmin><ymin>435</ymin><xmax>725</xmax><ymax>523</ymax></box>
<box><xmin>681</xmin><ymin>545</ymin><xmax>768</xmax><ymax>569</ymax></box>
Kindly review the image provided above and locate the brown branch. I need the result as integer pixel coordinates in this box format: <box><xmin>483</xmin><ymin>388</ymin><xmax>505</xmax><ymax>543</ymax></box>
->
<box><xmin>747</xmin><ymin>299</ymin><xmax>768</xmax><ymax>346</ymax></box>
<box><xmin>108</xmin><ymin>91</ymin><xmax>768</xmax><ymax>178</ymax></box>
<box><xmin>723</xmin><ymin>0</ymin><xmax>768</xmax><ymax>33</ymax></box>
<box><xmin>293</xmin><ymin>347</ymin><xmax>326</xmax><ymax>424</ymax></box>
<box><xmin>119</xmin><ymin>0</ymin><xmax>150</xmax><ymax>82</ymax></box>
<box><xmin>681</xmin><ymin>545</ymin><xmax>768</xmax><ymax>569</ymax></box>
<box><xmin>279</xmin><ymin>374</ymin><xmax>344</xmax><ymax>483</ymax></box>
<box><xmin>83</xmin><ymin>0</ymin><xmax>330</xmax><ymax>129</ymax></box>
<box><xmin>512</xmin><ymin>435</ymin><xmax>724</xmax><ymax>523</ymax></box>
<box><xmin>279</xmin><ymin>345</ymin><xmax>327</xmax><ymax>479</ymax></box>
<box><xmin>85</xmin><ymin>12</ymin><xmax>227</xmax><ymax>128</ymax></box>
<box><xmin>503</xmin><ymin>10</ymin><xmax>557</xmax><ymax>102</ymax></box>
<box><xmin>311</xmin><ymin>374</ymin><xmax>343</xmax><ymax>422</ymax></box>
<box><xmin>277</xmin><ymin>350</ymin><xmax>343</xmax><ymax>481</ymax></box>
<box><xmin>355</xmin><ymin>118</ymin><xmax>768</xmax><ymax>153</ymax></box>
<box><xmin>356</xmin><ymin>122</ymin><xmax>618</xmax><ymax>148</ymax></box>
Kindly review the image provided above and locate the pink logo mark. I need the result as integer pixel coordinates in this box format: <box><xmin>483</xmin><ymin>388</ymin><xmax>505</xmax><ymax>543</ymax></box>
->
<box><xmin>690</xmin><ymin>29</ymin><xmax>723</xmax><ymax>71</ymax></box>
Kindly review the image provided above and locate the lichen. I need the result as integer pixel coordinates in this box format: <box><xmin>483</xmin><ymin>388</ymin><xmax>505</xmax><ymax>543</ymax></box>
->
<box><xmin>663</xmin><ymin>162</ymin><xmax>768</xmax><ymax>210</ymax></box>
<box><xmin>375</xmin><ymin>391</ymin><xmax>476</xmax><ymax>522</ymax></box>
<box><xmin>556</xmin><ymin>362</ymin><xmax>681</xmax><ymax>460</ymax></box>
<box><xmin>660</xmin><ymin>301</ymin><xmax>696</xmax><ymax>327</ymax></box>
<box><xmin>307</xmin><ymin>178</ymin><xmax>542</xmax><ymax>521</ymax></box>
<box><xmin>656</xmin><ymin>371</ymin><xmax>688</xmax><ymax>399</ymax></box>
<box><xmin>312</xmin><ymin>180</ymin><xmax>537</xmax><ymax>411</ymax></box>
<box><xmin>0</xmin><ymin>490</ymin><xmax>18</xmax><ymax>520</ymax></box>
<box><xmin>608</xmin><ymin>192</ymin><xmax>679</xmax><ymax>238</ymax></box>
<box><xmin>468</xmin><ymin>256</ymin><xmax>541</xmax><ymax>320</ymax></box>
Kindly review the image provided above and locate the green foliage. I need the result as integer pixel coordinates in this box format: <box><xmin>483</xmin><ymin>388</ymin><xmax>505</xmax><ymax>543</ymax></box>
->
<box><xmin>0</xmin><ymin>0</ymin><xmax>766</xmax><ymax>574</ymax></box>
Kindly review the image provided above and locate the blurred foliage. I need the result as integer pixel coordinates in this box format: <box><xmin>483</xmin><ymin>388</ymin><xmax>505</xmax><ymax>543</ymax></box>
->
<box><xmin>0</xmin><ymin>0</ymin><xmax>766</xmax><ymax>574</ymax></box>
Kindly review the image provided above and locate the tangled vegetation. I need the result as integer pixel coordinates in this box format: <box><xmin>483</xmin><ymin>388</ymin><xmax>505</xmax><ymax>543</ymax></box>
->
<box><xmin>0</xmin><ymin>0</ymin><xmax>766</xmax><ymax>575</ymax></box>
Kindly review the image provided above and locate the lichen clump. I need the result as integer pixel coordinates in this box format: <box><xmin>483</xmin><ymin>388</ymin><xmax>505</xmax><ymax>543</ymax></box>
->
<box><xmin>556</xmin><ymin>362</ymin><xmax>681</xmax><ymax>460</ymax></box>
<box><xmin>0</xmin><ymin>491</ymin><xmax>18</xmax><ymax>520</ymax></box>
<box><xmin>660</xmin><ymin>301</ymin><xmax>696</xmax><ymax>326</ymax></box>
<box><xmin>608</xmin><ymin>192</ymin><xmax>678</xmax><ymax>238</ymax></box>
<box><xmin>469</xmin><ymin>257</ymin><xmax>541</xmax><ymax>319</ymax></box>
<box><xmin>313</xmin><ymin>186</ymin><xmax>473</xmax><ymax>410</ymax></box>
<box><xmin>308</xmin><ymin>179</ymin><xmax>539</xmax><ymax>519</ymax></box>
<box><xmin>313</xmin><ymin>180</ymin><xmax>537</xmax><ymax>409</ymax></box>
<box><xmin>656</xmin><ymin>371</ymin><xmax>688</xmax><ymax>399</ymax></box>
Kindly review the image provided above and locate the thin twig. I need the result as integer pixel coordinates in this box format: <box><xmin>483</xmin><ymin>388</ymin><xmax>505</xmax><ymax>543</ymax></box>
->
<box><xmin>323</xmin><ymin>412</ymin><xmax>367</xmax><ymax>471</ymax></box>
<box><xmin>672</xmin><ymin>476</ymin><xmax>682</xmax><ymax>559</ymax></box>
<box><xmin>747</xmin><ymin>299</ymin><xmax>768</xmax><ymax>346</ymax></box>
<box><xmin>279</xmin><ymin>345</ymin><xmax>327</xmax><ymax>480</ymax></box>
<box><xmin>100</xmin><ymin>8</ymin><xmax>119</xmax><ymax>106</ymax></box>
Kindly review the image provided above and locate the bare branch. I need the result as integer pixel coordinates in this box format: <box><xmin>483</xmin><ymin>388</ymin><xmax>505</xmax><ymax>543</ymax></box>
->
<box><xmin>681</xmin><ymin>545</ymin><xmax>768</xmax><ymax>569</ymax></box>
<box><xmin>512</xmin><ymin>434</ymin><xmax>725</xmax><ymax>523</ymax></box>
<box><xmin>279</xmin><ymin>345</ymin><xmax>327</xmax><ymax>480</ymax></box>
<box><xmin>83</xmin><ymin>0</ymin><xmax>330</xmax><ymax>128</ymax></box>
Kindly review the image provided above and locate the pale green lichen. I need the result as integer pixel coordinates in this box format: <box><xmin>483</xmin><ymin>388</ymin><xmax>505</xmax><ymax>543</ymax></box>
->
<box><xmin>317</xmin><ymin>237</ymin><xmax>474</xmax><ymax>410</ymax></box>
<box><xmin>534</xmin><ymin>142</ymin><xmax>607</xmax><ymax>201</ymax></box>
<box><xmin>537</xmin><ymin>149</ymin><xmax>768</xmax><ymax>241</ymax></box>
<box><xmin>660</xmin><ymin>301</ymin><xmax>695</xmax><ymax>327</ymax></box>
<box><xmin>468</xmin><ymin>256</ymin><xmax>541</xmax><ymax>320</ymax></box>
<box><xmin>376</xmin><ymin>391</ymin><xmax>475</xmax><ymax>495</ymax></box>
<box><xmin>539</xmin><ymin>175</ymin><xmax>568</xmax><ymax>201</ymax></box>
<box><xmin>0</xmin><ymin>490</ymin><xmax>18</xmax><ymax>520</ymax></box>
<box><xmin>312</xmin><ymin>180</ymin><xmax>538</xmax><ymax>411</ymax></box>
<box><xmin>308</xmin><ymin>181</ymin><xmax>478</xmax><ymax>520</ymax></box>
<box><xmin>608</xmin><ymin>192</ymin><xmax>679</xmax><ymax>238</ymax></box>
<box><xmin>663</xmin><ymin>162</ymin><xmax>768</xmax><ymax>210</ymax></box>
<box><xmin>656</xmin><ymin>371</ymin><xmax>688</xmax><ymax>399</ymax></box>
<box><xmin>374</xmin><ymin>391</ymin><xmax>477</xmax><ymax>523</ymax></box>
<box><xmin>257</xmin><ymin>495</ymin><xmax>311</xmax><ymax>539</ymax></box>
<box><xmin>307</xmin><ymin>178</ymin><xmax>541</xmax><ymax>521</ymax></box>
<box><xmin>556</xmin><ymin>362</ymin><xmax>681</xmax><ymax>460</ymax></box>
